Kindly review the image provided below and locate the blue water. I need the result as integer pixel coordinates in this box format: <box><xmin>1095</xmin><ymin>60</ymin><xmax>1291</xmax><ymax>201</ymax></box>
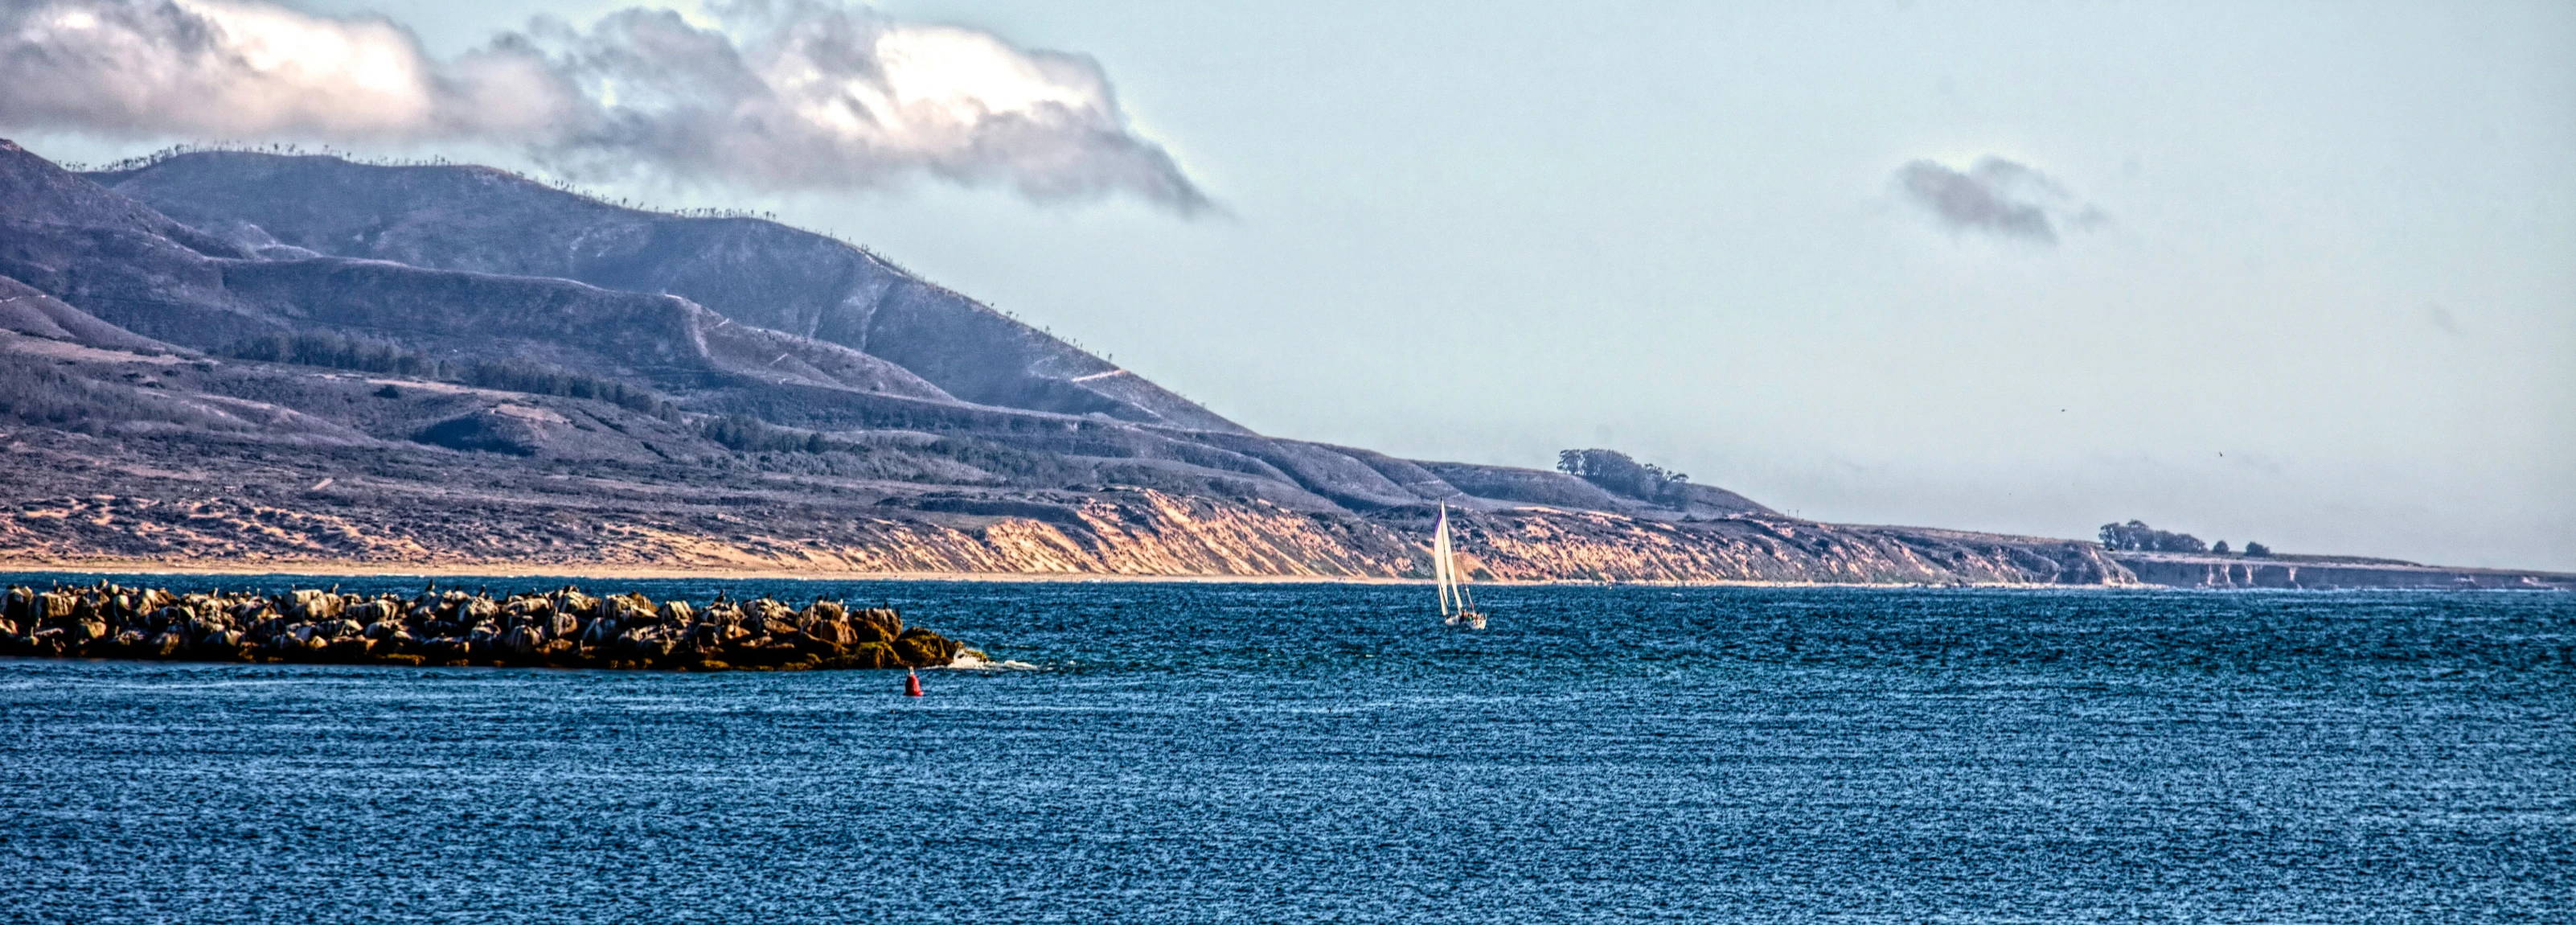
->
<box><xmin>3</xmin><ymin>576</ymin><xmax>2571</xmax><ymax>923</ymax></box>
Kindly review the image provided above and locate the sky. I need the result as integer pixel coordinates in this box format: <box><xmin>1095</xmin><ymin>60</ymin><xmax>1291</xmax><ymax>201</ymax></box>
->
<box><xmin>6</xmin><ymin>0</ymin><xmax>2572</xmax><ymax>569</ymax></box>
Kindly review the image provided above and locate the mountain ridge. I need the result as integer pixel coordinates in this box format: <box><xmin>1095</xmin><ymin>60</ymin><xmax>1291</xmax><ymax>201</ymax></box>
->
<box><xmin>88</xmin><ymin>150</ymin><xmax>1248</xmax><ymax>433</ymax></box>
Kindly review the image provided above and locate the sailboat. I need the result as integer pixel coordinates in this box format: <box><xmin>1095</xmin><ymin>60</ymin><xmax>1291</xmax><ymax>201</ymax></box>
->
<box><xmin>1433</xmin><ymin>504</ymin><xmax>1486</xmax><ymax>630</ymax></box>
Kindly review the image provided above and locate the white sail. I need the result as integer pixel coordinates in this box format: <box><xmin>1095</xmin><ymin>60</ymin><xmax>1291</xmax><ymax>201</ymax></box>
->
<box><xmin>1433</xmin><ymin>503</ymin><xmax>1483</xmax><ymax>628</ymax></box>
<box><xmin>1433</xmin><ymin>504</ymin><xmax>1456</xmax><ymax>616</ymax></box>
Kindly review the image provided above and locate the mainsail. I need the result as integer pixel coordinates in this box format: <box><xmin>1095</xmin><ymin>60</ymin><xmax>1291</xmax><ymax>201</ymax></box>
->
<box><xmin>1433</xmin><ymin>504</ymin><xmax>1482</xmax><ymax>628</ymax></box>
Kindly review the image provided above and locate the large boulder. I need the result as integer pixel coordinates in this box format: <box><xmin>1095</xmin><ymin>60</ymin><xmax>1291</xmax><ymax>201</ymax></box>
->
<box><xmin>504</xmin><ymin>625</ymin><xmax>546</xmax><ymax>657</ymax></box>
<box><xmin>855</xmin><ymin>608</ymin><xmax>901</xmax><ymax>640</ymax></box>
<box><xmin>807</xmin><ymin>617</ymin><xmax>860</xmax><ymax>648</ymax></box>
<box><xmin>892</xmin><ymin>629</ymin><xmax>958</xmax><ymax>668</ymax></box>
<box><xmin>842</xmin><ymin>642</ymin><xmax>898</xmax><ymax>670</ymax></box>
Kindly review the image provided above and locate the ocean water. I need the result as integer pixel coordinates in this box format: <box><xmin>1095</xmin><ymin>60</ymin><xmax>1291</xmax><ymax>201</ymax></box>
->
<box><xmin>2</xmin><ymin>576</ymin><xmax>2570</xmax><ymax>924</ymax></box>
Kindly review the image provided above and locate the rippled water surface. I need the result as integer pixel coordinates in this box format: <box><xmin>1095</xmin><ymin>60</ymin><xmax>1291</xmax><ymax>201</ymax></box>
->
<box><xmin>3</xmin><ymin>576</ymin><xmax>2572</xmax><ymax>923</ymax></box>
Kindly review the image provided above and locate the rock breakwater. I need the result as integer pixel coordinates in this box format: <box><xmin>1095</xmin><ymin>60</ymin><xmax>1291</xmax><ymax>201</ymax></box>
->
<box><xmin>0</xmin><ymin>582</ymin><xmax>967</xmax><ymax>671</ymax></box>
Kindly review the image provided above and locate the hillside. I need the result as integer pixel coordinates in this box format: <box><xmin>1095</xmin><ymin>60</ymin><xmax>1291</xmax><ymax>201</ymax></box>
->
<box><xmin>4</xmin><ymin>139</ymin><xmax>2550</xmax><ymax>588</ymax></box>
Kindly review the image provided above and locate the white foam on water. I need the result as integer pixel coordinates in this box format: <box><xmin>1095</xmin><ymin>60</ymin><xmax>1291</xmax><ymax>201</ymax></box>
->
<box><xmin>943</xmin><ymin>652</ymin><xmax>1038</xmax><ymax>671</ymax></box>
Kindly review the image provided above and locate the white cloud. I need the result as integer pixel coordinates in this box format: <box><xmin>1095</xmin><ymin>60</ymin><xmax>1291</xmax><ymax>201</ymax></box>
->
<box><xmin>0</xmin><ymin>0</ymin><xmax>1206</xmax><ymax>210</ymax></box>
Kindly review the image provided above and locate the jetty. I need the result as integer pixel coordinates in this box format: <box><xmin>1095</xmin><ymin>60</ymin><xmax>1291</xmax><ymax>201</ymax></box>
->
<box><xmin>0</xmin><ymin>583</ymin><xmax>966</xmax><ymax>671</ymax></box>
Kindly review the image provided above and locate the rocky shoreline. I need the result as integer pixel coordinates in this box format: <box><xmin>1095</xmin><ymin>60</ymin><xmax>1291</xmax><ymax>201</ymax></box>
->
<box><xmin>0</xmin><ymin>582</ymin><xmax>968</xmax><ymax>671</ymax></box>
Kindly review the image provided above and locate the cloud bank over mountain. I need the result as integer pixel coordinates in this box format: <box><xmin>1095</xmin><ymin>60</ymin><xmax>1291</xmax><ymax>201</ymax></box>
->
<box><xmin>0</xmin><ymin>0</ymin><xmax>1206</xmax><ymax>210</ymax></box>
<box><xmin>1894</xmin><ymin>155</ymin><xmax>2102</xmax><ymax>244</ymax></box>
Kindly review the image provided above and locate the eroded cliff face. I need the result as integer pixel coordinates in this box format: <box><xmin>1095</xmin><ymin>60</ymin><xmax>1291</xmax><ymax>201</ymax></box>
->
<box><xmin>1446</xmin><ymin>510</ymin><xmax>2132</xmax><ymax>585</ymax></box>
<box><xmin>0</xmin><ymin>433</ymin><xmax>2127</xmax><ymax>586</ymax></box>
<box><xmin>18</xmin><ymin>439</ymin><xmax>2558</xmax><ymax>589</ymax></box>
<box><xmin>556</xmin><ymin>491</ymin><xmax>1427</xmax><ymax>578</ymax></box>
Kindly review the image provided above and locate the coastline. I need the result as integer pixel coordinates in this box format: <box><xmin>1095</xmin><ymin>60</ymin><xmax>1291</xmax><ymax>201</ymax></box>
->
<box><xmin>8</xmin><ymin>556</ymin><xmax>2566</xmax><ymax>591</ymax></box>
<box><xmin>0</xmin><ymin>560</ymin><xmax>1418</xmax><ymax>584</ymax></box>
<box><xmin>0</xmin><ymin>558</ymin><xmax>2091</xmax><ymax>589</ymax></box>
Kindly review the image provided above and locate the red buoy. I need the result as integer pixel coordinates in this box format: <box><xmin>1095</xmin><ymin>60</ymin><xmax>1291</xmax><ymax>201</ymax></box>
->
<box><xmin>904</xmin><ymin>668</ymin><xmax>924</xmax><ymax>697</ymax></box>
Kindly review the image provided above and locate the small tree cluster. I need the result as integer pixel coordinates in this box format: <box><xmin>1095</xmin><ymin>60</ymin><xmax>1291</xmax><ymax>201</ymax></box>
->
<box><xmin>1557</xmin><ymin>449</ymin><xmax>1691</xmax><ymax>505</ymax></box>
<box><xmin>699</xmin><ymin>415</ymin><xmax>837</xmax><ymax>454</ymax></box>
<box><xmin>220</xmin><ymin>333</ymin><xmax>678</xmax><ymax>420</ymax></box>
<box><xmin>224</xmin><ymin>331</ymin><xmax>441</xmax><ymax>378</ymax></box>
<box><xmin>2098</xmin><ymin>520</ymin><xmax>2209</xmax><ymax>553</ymax></box>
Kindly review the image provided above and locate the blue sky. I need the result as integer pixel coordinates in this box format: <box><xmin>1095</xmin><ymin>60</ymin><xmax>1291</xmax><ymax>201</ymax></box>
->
<box><xmin>13</xmin><ymin>0</ymin><xmax>2573</xmax><ymax>568</ymax></box>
